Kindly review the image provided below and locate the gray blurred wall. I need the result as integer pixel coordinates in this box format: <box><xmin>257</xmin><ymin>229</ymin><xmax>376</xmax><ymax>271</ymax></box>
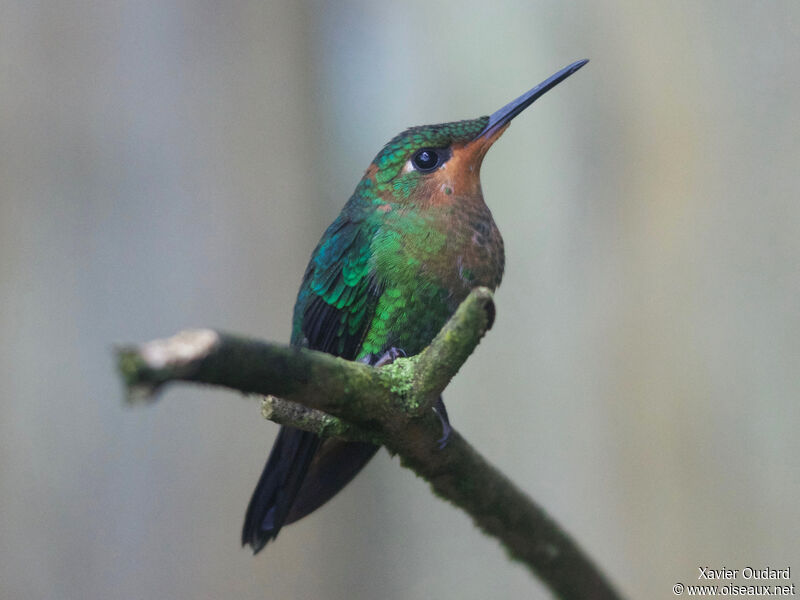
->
<box><xmin>1</xmin><ymin>1</ymin><xmax>798</xmax><ymax>599</ymax></box>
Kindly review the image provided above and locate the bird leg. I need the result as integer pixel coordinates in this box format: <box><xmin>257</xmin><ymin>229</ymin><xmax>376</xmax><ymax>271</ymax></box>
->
<box><xmin>433</xmin><ymin>397</ymin><xmax>452</xmax><ymax>450</ymax></box>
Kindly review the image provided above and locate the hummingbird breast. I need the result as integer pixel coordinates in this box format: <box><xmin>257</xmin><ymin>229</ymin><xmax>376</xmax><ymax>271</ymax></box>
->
<box><xmin>358</xmin><ymin>195</ymin><xmax>504</xmax><ymax>359</ymax></box>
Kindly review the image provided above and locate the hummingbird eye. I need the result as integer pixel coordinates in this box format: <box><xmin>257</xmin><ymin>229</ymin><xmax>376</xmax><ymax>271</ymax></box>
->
<box><xmin>411</xmin><ymin>148</ymin><xmax>442</xmax><ymax>173</ymax></box>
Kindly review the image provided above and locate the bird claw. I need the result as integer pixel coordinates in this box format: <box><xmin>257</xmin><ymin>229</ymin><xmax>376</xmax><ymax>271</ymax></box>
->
<box><xmin>372</xmin><ymin>347</ymin><xmax>407</xmax><ymax>368</ymax></box>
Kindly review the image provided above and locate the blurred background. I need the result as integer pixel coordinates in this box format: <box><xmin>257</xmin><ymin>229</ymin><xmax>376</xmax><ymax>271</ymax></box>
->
<box><xmin>1</xmin><ymin>1</ymin><xmax>799</xmax><ymax>598</ymax></box>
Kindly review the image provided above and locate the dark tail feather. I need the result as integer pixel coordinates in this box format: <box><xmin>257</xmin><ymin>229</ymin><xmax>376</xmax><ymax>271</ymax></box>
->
<box><xmin>242</xmin><ymin>429</ymin><xmax>380</xmax><ymax>554</ymax></box>
<box><xmin>285</xmin><ymin>439</ymin><xmax>379</xmax><ymax>524</ymax></box>
<box><xmin>241</xmin><ymin>427</ymin><xmax>321</xmax><ymax>553</ymax></box>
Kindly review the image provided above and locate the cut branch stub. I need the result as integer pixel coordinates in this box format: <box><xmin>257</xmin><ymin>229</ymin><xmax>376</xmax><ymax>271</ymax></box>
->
<box><xmin>117</xmin><ymin>329</ymin><xmax>394</xmax><ymax>424</ymax></box>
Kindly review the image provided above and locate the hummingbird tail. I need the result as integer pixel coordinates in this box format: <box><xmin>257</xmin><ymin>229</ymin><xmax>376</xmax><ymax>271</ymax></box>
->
<box><xmin>241</xmin><ymin>426</ymin><xmax>320</xmax><ymax>552</ymax></box>
<box><xmin>284</xmin><ymin>438</ymin><xmax>379</xmax><ymax>525</ymax></box>
<box><xmin>242</xmin><ymin>428</ymin><xmax>379</xmax><ymax>553</ymax></box>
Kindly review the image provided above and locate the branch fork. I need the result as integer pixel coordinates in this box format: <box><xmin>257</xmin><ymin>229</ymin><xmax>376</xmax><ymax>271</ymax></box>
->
<box><xmin>115</xmin><ymin>287</ymin><xmax>623</xmax><ymax>600</ymax></box>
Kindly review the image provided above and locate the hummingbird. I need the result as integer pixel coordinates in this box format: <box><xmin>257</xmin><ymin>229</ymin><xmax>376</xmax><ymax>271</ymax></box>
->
<box><xmin>242</xmin><ymin>59</ymin><xmax>588</xmax><ymax>553</ymax></box>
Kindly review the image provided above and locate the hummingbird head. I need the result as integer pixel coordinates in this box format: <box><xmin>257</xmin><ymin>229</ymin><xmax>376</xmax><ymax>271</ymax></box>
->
<box><xmin>365</xmin><ymin>59</ymin><xmax>588</xmax><ymax>209</ymax></box>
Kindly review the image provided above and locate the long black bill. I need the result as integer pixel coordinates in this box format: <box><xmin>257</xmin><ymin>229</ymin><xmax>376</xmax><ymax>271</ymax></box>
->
<box><xmin>479</xmin><ymin>59</ymin><xmax>588</xmax><ymax>139</ymax></box>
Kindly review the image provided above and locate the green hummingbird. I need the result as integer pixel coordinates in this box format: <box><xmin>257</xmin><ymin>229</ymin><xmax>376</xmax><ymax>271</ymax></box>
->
<box><xmin>242</xmin><ymin>59</ymin><xmax>588</xmax><ymax>553</ymax></box>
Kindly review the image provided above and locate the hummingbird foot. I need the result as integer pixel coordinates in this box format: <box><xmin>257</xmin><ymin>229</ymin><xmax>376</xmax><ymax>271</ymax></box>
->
<box><xmin>371</xmin><ymin>347</ymin><xmax>407</xmax><ymax>368</ymax></box>
<box><xmin>433</xmin><ymin>396</ymin><xmax>452</xmax><ymax>450</ymax></box>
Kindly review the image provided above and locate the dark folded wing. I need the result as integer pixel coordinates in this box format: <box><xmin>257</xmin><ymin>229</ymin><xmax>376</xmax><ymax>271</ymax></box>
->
<box><xmin>243</xmin><ymin>211</ymin><xmax>383</xmax><ymax>552</ymax></box>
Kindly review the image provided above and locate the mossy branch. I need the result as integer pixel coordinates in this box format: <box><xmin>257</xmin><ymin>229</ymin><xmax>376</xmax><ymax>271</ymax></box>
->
<box><xmin>259</xmin><ymin>395</ymin><xmax>380</xmax><ymax>445</ymax></box>
<box><xmin>115</xmin><ymin>287</ymin><xmax>623</xmax><ymax>600</ymax></box>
